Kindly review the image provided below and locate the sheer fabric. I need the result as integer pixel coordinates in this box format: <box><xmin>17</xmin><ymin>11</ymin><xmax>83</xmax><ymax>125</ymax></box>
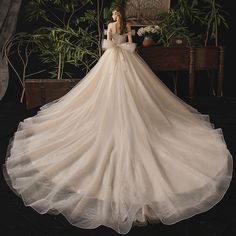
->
<box><xmin>3</xmin><ymin>33</ymin><xmax>233</xmax><ymax>235</ymax></box>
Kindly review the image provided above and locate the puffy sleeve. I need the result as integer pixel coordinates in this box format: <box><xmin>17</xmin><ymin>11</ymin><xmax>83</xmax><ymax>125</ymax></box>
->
<box><xmin>102</xmin><ymin>39</ymin><xmax>137</xmax><ymax>53</ymax></box>
<box><xmin>102</xmin><ymin>39</ymin><xmax>115</xmax><ymax>51</ymax></box>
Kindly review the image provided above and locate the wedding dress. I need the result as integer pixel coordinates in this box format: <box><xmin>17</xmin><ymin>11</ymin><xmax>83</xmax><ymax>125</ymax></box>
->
<box><xmin>3</xmin><ymin>32</ymin><xmax>233</xmax><ymax>235</ymax></box>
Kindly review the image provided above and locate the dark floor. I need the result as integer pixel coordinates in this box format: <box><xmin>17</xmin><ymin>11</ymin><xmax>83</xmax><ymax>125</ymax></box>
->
<box><xmin>0</xmin><ymin>95</ymin><xmax>236</xmax><ymax>236</ymax></box>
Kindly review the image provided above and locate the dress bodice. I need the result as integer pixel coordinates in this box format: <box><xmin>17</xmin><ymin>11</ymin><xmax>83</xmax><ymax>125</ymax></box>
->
<box><xmin>111</xmin><ymin>33</ymin><xmax>128</xmax><ymax>44</ymax></box>
<box><xmin>102</xmin><ymin>32</ymin><xmax>136</xmax><ymax>53</ymax></box>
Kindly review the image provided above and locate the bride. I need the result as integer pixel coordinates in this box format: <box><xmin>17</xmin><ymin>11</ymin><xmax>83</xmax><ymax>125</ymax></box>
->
<box><xmin>3</xmin><ymin>6</ymin><xmax>233</xmax><ymax>235</ymax></box>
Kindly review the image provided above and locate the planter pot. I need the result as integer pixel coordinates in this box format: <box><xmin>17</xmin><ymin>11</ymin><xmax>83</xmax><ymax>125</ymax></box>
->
<box><xmin>25</xmin><ymin>79</ymin><xmax>80</xmax><ymax>109</ymax></box>
<box><xmin>142</xmin><ymin>36</ymin><xmax>154</xmax><ymax>47</ymax></box>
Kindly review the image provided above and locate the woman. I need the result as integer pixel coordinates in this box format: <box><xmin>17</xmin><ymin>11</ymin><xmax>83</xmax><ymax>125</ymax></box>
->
<box><xmin>3</xmin><ymin>6</ymin><xmax>233</xmax><ymax>235</ymax></box>
<box><xmin>108</xmin><ymin>7</ymin><xmax>133</xmax><ymax>43</ymax></box>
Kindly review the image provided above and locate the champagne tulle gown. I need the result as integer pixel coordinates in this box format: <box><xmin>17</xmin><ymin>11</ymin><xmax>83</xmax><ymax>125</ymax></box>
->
<box><xmin>3</xmin><ymin>32</ymin><xmax>233</xmax><ymax>235</ymax></box>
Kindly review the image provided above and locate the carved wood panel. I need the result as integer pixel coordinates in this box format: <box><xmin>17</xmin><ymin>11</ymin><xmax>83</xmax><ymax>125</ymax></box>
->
<box><xmin>125</xmin><ymin>0</ymin><xmax>170</xmax><ymax>25</ymax></box>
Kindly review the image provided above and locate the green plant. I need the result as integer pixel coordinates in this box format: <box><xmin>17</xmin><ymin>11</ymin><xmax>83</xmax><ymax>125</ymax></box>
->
<box><xmin>158</xmin><ymin>0</ymin><xmax>229</xmax><ymax>47</ymax></box>
<box><xmin>3</xmin><ymin>0</ymin><xmax>107</xmax><ymax>102</ymax></box>
<box><xmin>173</xmin><ymin>0</ymin><xmax>205</xmax><ymax>25</ymax></box>
<box><xmin>3</xmin><ymin>33</ymin><xmax>45</xmax><ymax>102</ymax></box>
<box><xmin>203</xmin><ymin>0</ymin><xmax>229</xmax><ymax>46</ymax></box>
<box><xmin>26</xmin><ymin>0</ymin><xmax>101</xmax><ymax>78</ymax></box>
<box><xmin>4</xmin><ymin>0</ymin><xmax>102</xmax><ymax>81</ymax></box>
<box><xmin>158</xmin><ymin>5</ymin><xmax>203</xmax><ymax>47</ymax></box>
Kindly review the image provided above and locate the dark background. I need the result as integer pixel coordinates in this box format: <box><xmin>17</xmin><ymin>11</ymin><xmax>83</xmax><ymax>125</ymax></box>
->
<box><xmin>1</xmin><ymin>1</ymin><xmax>236</xmax><ymax>235</ymax></box>
<box><xmin>2</xmin><ymin>0</ymin><xmax>236</xmax><ymax>103</ymax></box>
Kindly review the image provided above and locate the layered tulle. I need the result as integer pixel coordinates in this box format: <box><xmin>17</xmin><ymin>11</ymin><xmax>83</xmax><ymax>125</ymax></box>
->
<box><xmin>3</xmin><ymin>36</ymin><xmax>233</xmax><ymax>235</ymax></box>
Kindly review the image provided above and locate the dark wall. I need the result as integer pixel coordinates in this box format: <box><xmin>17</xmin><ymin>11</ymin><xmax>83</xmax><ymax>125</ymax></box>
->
<box><xmin>218</xmin><ymin>1</ymin><xmax>236</xmax><ymax>97</ymax></box>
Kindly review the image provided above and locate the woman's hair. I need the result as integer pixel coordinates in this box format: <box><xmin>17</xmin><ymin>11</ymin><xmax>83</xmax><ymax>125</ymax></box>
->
<box><xmin>112</xmin><ymin>6</ymin><xmax>127</xmax><ymax>35</ymax></box>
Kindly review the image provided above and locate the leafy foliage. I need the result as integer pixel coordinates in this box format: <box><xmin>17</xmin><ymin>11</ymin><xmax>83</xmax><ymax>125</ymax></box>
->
<box><xmin>6</xmin><ymin>0</ymin><xmax>101</xmax><ymax>80</ymax></box>
<box><xmin>203</xmin><ymin>0</ymin><xmax>229</xmax><ymax>46</ymax></box>
<box><xmin>158</xmin><ymin>0</ymin><xmax>229</xmax><ymax>47</ymax></box>
<box><xmin>158</xmin><ymin>7</ymin><xmax>203</xmax><ymax>47</ymax></box>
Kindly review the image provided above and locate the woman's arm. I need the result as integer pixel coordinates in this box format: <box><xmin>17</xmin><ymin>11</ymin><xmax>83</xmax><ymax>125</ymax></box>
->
<box><xmin>107</xmin><ymin>23</ymin><xmax>112</xmax><ymax>41</ymax></box>
<box><xmin>127</xmin><ymin>22</ymin><xmax>133</xmax><ymax>43</ymax></box>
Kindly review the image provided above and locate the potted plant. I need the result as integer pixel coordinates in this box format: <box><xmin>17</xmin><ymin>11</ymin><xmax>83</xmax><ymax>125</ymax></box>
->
<box><xmin>137</xmin><ymin>25</ymin><xmax>161</xmax><ymax>46</ymax></box>
<box><xmin>137</xmin><ymin>0</ymin><xmax>229</xmax><ymax>98</ymax></box>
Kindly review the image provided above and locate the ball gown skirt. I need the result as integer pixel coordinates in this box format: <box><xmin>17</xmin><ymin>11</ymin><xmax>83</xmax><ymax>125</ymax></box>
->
<box><xmin>3</xmin><ymin>34</ymin><xmax>233</xmax><ymax>235</ymax></box>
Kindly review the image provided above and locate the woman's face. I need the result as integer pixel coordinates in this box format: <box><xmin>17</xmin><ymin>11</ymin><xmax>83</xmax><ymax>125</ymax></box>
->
<box><xmin>112</xmin><ymin>10</ymin><xmax>118</xmax><ymax>21</ymax></box>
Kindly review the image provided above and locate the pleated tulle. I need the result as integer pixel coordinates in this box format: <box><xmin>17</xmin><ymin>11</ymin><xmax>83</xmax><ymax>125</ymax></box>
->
<box><xmin>3</xmin><ymin>36</ymin><xmax>233</xmax><ymax>234</ymax></box>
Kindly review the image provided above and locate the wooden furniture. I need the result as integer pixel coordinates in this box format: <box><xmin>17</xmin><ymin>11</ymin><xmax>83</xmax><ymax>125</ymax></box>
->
<box><xmin>25</xmin><ymin>46</ymin><xmax>225</xmax><ymax>109</ymax></box>
<box><xmin>25</xmin><ymin>79</ymin><xmax>79</xmax><ymax>109</ymax></box>
<box><xmin>137</xmin><ymin>46</ymin><xmax>225</xmax><ymax>98</ymax></box>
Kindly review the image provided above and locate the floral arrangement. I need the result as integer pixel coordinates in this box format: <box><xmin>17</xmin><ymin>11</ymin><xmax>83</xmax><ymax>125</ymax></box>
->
<box><xmin>137</xmin><ymin>25</ymin><xmax>161</xmax><ymax>38</ymax></box>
